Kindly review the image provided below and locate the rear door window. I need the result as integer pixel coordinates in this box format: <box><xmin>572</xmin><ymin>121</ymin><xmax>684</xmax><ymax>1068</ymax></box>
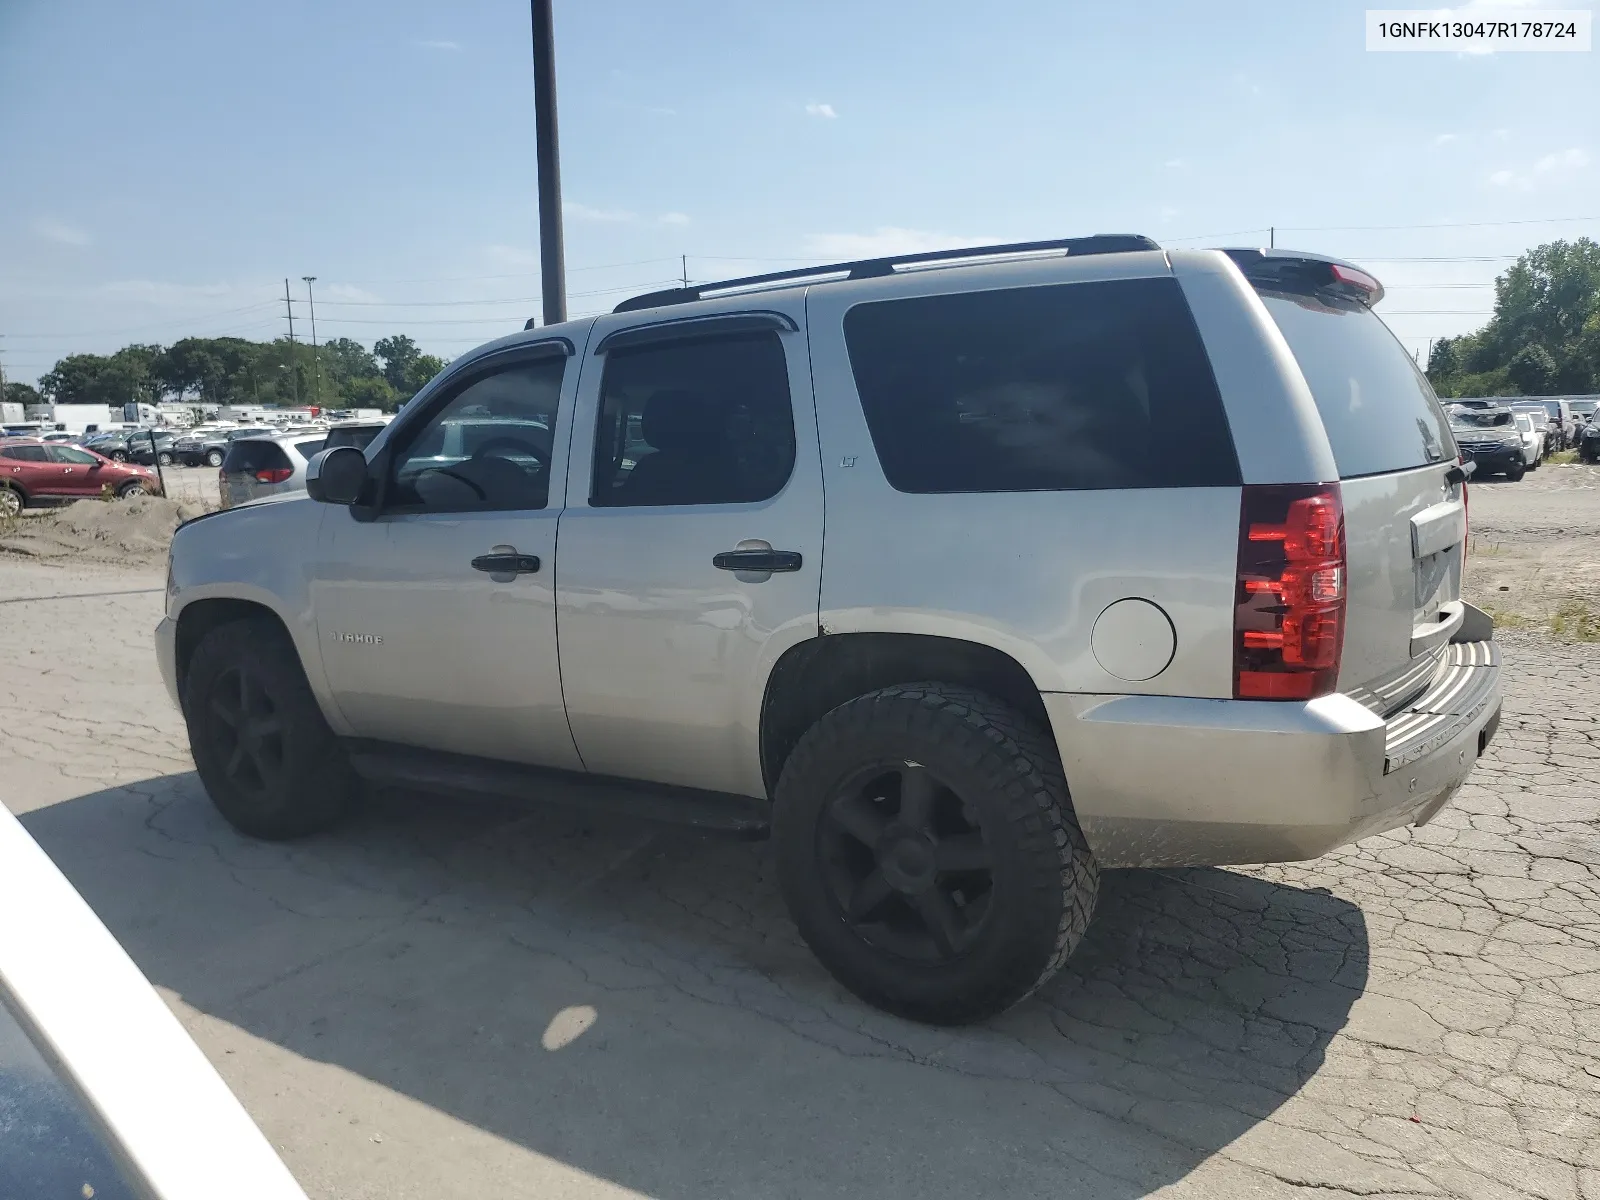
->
<box><xmin>1258</xmin><ymin>294</ymin><xmax>1452</xmax><ymax>478</ymax></box>
<box><xmin>843</xmin><ymin>277</ymin><xmax>1239</xmax><ymax>493</ymax></box>
<box><xmin>221</xmin><ymin>441</ymin><xmax>292</xmax><ymax>473</ymax></box>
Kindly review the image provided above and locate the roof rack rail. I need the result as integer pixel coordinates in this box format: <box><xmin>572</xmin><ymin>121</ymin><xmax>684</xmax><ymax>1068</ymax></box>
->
<box><xmin>612</xmin><ymin>234</ymin><xmax>1160</xmax><ymax>313</ymax></box>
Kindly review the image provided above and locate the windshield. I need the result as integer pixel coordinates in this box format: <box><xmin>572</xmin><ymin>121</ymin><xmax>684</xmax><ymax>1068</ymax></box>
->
<box><xmin>1449</xmin><ymin>409</ymin><xmax>1513</xmax><ymax>429</ymax></box>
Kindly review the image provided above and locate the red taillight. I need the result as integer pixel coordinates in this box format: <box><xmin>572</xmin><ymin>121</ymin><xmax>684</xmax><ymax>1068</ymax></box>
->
<box><xmin>254</xmin><ymin>467</ymin><xmax>292</xmax><ymax>484</ymax></box>
<box><xmin>1235</xmin><ymin>484</ymin><xmax>1346</xmax><ymax>701</ymax></box>
<box><xmin>1330</xmin><ymin>263</ymin><xmax>1380</xmax><ymax>297</ymax></box>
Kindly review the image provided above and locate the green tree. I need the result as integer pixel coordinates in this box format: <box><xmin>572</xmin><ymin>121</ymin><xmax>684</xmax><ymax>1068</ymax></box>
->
<box><xmin>407</xmin><ymin>353</ymin><xmax>447</xmax><ymax>395</ymax></box>
<box><xmin>342</xmin><ymin>375</ymin><xmax>400</xmax><ymax>411</ymax></box>
<box><xmin>374</xmin><ymin>334</ymin><xmax>421</xmax><ymax>393</ymax></box>
<box><xmin>1430</xmin><ymin>238</ymin><xmax>1600</xmax><ymax>397</ymax></box>
<box><xmin>1506</xmin><ymin>344</ymin><xmax>1557</xmax><ymax>395</ymax></box>
<box><xmin>320</xmin><ymin>337</ymin><xmax>380</xmax><ymax>384</ymax></box>
<box><xmin>3</xmin><ymin>381</ymin><xmax>41</xmax><ymax>408</ymax></box>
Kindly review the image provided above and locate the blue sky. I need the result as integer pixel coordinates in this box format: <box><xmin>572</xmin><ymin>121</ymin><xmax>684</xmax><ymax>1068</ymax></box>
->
<box><xmin>1</xmin><ymin>0</ymin><xmax>1596</xmax><ymax>386</ymax></box>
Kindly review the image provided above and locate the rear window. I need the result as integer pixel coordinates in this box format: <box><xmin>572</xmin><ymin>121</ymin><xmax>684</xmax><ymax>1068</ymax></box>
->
<box><xmin>324</xmin><ymin>424</ymin><xmax>384</xmax><ymax>451</ymax></box>
<box><xmin>294</xmin><ymin>438</ymin><xmax>326</xmax><ymax>459</ymax></box>
<box><xmin>843</xmin><ymin>277</ymin><xmax>1239</xmax><ymax>493</ymax></box>
<box><xmin>221</xmin><ymin>440</ymin><xmax>291</xmax><ymax>473</ymax></box>
<box><xmin>1263</xmin><ymin>295</ymin><xmax>1453</xmax><ymax>478</ymax></box>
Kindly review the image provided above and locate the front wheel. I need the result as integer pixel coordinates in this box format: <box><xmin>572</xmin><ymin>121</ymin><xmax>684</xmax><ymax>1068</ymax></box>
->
<box><xmin>183</xmin><ymin>617</ymin><xmax>360</xmax><ymax>839</ymax></box>
<box><xmin>206</xmin><ymin>449</ymin><xmax>224</xmax><ymax>467</ymax></box>
<box><xmin>774</xmin><ymin>683</ymin><xmax>1099</xmax><ymax>1025</ymax></box>
<box><xmin>1505</xmin><ymin>462</ymin><xmax>1526</xmax><ymax>481</ymax></box>
<box><xmin>109</xmin><ymin>450</ymin><xmax>128</xmax><ymax>462</ymax></box>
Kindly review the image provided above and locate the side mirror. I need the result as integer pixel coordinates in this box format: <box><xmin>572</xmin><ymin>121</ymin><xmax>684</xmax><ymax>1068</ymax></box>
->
<box><xmin>306</xmin><ymin>447</ymin><xmax>370</xmax><ymax>505</ymax></box>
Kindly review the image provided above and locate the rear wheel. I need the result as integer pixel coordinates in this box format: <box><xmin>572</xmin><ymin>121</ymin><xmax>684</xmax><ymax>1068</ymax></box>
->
<box><xmin>109</xmin><ymin>449</ymin><xmax>128</xmax><ymax>462</ymax></box>
<box><xmin>0</xmin><ymin>486</ymin><xmax>22</xmax><ymax>517</ymax></box>
<box><xmin>183</xmin><ymin>617</ymin><xmax>360</xmax><ymax>839</ymax></box>
<box><xmin>116</xmin><ymin>481</ymin><xmax>148</xmax><ymax>499</ymax></box>
<box><xmin>206</xmin><ymin>448</ymin><xmax>224</xmax><ymax>467</ymax></box>
<box><xmin>774</xmin><ymin>683</ymin><xmax>1098</xmax><ymax>1025</ymax></box>
<box><xmin>157</xmin><ymin>450</ymin><xmax>174</xmax><ymax>466</ymax></box>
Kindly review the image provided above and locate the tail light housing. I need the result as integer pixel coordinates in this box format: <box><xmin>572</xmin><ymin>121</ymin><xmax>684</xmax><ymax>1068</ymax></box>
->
<box><xmin>1234</xmin><ymin>484</ymin><xmax>1346</xmax><ymax>700</ymax></box>
<box><xmin>254</xmin><ymin>467</ymin><xmax>293</xmax><ymax>484</ymax></box>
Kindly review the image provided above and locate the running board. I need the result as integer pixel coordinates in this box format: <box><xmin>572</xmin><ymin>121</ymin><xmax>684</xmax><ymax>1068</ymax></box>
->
<box><xmin>342</xmin><ymin>739</ymin><xmax>771</xmax><ymax>838</ymax></box>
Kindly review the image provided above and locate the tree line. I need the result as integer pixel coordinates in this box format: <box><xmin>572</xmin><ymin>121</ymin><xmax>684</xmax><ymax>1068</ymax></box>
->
<box><xmin>1427</xmin><ymin>237</ymin><xmax>1600</xmax><ymax>398</ymax></box>
<box><xmin>7</xmin><ymin>334</ymin><xmax>448</xmax><ymax>414</ymax></box>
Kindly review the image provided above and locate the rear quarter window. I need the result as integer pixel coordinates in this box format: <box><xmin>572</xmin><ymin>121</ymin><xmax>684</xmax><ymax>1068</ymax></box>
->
<box><xmin>220</xmin><ymin>441</ymin><xmax>291</xmax><ymax>473</ymax></box>
<box><xmin>1260</xmin><ymin>295</ymin><xmax>1452</xmax><ymax>478</ymax></box>
<box><xmin>294</xmin><ymin>438</ymin><xmax>326</xmax><ymax>459</ymax></box>
<box><xmin>843</xmin><ymin>277</ymin><xmax>1239</xmax><ymax>493</ymax></box>
<box><xmin>324</xmin><ymin>425</ymin><xmax>384</xmax><ymax>451</ymax></box>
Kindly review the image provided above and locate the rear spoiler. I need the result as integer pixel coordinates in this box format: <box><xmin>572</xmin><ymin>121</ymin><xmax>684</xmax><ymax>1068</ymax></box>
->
<box><xmin>1219</xmin><ymin>248</ymin><xmax>1385</xmax><ymax>307</ymax></box>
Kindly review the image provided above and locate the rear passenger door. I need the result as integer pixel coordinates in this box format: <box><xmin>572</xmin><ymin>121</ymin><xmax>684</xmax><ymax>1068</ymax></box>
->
<box><xmin>555</xmin><ymin>304</ymin><xmax>823</xmax><ymax>798</ymax></box>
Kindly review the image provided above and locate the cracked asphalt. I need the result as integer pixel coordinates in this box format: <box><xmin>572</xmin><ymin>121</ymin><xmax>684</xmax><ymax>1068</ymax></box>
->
<box><xmin>2</xmin><ymin>479</ymin><xmax>1599</xmax><ymax>1199</ymax></box>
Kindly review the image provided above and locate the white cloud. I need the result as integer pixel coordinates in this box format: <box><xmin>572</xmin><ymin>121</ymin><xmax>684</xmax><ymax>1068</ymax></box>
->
<box><xmin>1158</xmin><ymin>206</ymin><xmax>1180</xmax><ymax>224</ymax></box>
<box><xmin>485</xmin><ymin>243</ymin><xmax>539</xmax><ymax>268</ymax></box>
<box><xmin>97</xmin><ymin>280</ymin><xmax>235</xmax><ymax>304</ymax></box>
<box><xmin>804</xmin><ymin>227</ymin><xmax>1000</xmax><ymax>259</ymax></box>
<box><xmin>1163</xmin><ymin>157</ymin><xmax>1186</xmax><ymax>169</ymax></box>
<box><xmin>1489</xmin><ymin>147</ymin><xmax>1588</xmax><ymax>191</ymax></box>
<box><xmin>415</xmin><ymin>39</ymin><xmax>461</xmax><ymax>51</ymax></box>
<box><xmin>323</xmin><ymin>283</ymin><xmax>381</xmax><ymax>303</ymax></box>
<box><xmin>33</xmin><ymin>217</ymin><xmax>89</xmax><ymax>246</ymax></box>
<box><xmin>1535</xmin><ymin>147</ymin><xmax>1589</xmax><ymax>173</ymax></box>
<box><xmin>804</xmin><ymin>102</ymin><xmax>838</xmax><ymax>119</ymax></box>
<box><xmin>563</xmin><ymin>201</ymin><xmax>637</xmax><ymax>223</ymax></box>
<box><xmin>658</xmin><ymin>212</ymin><xmax>691</xmax><ymax>227</ymax></box>
<box><xmin>1433</xmin><ymin>133</ymin><xmax>1460</xmax><ymax>147</ymax></box>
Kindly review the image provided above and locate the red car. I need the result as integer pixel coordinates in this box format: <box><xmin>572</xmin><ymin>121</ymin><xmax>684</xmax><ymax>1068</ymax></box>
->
<box><xmin>0</xmin><ymin>438</ymin><xmax>162</xmax><ymax>516</ymax></box>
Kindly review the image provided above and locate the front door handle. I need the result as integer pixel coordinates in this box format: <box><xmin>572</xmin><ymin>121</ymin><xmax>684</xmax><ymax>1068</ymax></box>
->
<box><xmin>471</xmin><ymin>552</ymin><xmax>541</xmax><ymax>574</ymax></box>
<box><xmin>712</xmin><ymin>549</ymin><xmax>802</xmax><ymax>573</ymax></box>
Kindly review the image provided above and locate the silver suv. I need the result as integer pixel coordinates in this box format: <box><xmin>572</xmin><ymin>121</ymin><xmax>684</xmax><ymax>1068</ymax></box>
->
<box><xmin>157</xmin><ymin>236</ymin><xmax>1501</xmax><ymax>1024</ymax></box>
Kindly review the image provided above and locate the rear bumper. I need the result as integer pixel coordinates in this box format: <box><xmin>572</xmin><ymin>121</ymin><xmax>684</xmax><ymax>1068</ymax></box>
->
<box><xmin>1045</xmin><ymin>638</ymin><xmax>1501</xmax><ymax>867</ymax></box>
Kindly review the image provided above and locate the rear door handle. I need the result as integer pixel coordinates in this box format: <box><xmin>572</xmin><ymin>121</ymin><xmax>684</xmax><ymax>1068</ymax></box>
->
<box><xmin>712</xmin><ymin>549</ymin><xmax>802</xmax><ymax>573</ymax></box>
<box><xmin>471</xmin><ymin>553</ymin><xmax>541</xmax><ymax>574</ymax></box>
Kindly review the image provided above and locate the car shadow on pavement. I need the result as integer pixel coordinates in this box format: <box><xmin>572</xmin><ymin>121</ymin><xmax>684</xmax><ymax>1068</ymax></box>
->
<box><xmin>24</xmin><ymin>774</ymin><xmax>1369</xmax><ymax>1199</ymax></box>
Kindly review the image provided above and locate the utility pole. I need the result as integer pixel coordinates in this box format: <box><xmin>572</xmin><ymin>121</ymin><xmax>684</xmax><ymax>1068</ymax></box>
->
<box><xmin>531</xmin><ymin>0</ymin><xmax>567</xmax><ymax>325</ymax></box>
<box><xmin>282</xmin><ymin>278</ymin><xmax>300</xmax><ymax>406</ymax></box>
<box><xmin>1269</xmin><ymin>226</ymin><xmax>1275</xmax><ymax>249</ymax></box>
<box><xmin>681</xmin><ymin>254</ymin><xmax>689</xmax><ymax>290</ymax></box>
<box><xmin>302</xmin><ymin>276</ymin><xmax>321</xmax><ymax>410</ymax></box>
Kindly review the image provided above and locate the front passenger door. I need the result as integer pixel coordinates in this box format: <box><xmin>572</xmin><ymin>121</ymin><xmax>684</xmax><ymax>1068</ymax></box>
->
<box><xmin>310</xmin><ymin>341</ymin><xmax>584</xmax><ymax>770</ymax></box>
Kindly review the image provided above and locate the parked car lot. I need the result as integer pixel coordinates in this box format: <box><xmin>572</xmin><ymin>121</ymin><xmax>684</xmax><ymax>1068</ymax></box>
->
<box><xmin>0</xmin><ymin>459</ymin><xmax>1596</xmax><ymax>1200</ymax></box>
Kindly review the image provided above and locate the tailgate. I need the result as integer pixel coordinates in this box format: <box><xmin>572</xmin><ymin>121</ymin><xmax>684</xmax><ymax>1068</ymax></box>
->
<box><xmin>1341</xmin><ymin>465</ymin><xmax>1464</xmax><ymax>693</ymax></box>
<box><xmin>1249</xmin><ymin>273</ymin><xmax>1464</xmax><ymax>696</ymax></box>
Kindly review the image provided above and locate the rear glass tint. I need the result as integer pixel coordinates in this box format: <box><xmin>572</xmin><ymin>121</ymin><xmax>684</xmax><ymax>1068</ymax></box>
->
<box><xmin>294</xmin><ymin>438</ymin><xmax>326</xmax><ymax>458</ymax></box>
<box><xmin>843</xmin><ymin>277</ymin><xmax>1239</xmax><ymax>493</ymax></box>
<box><xmin>221</xmin><ymin>440</ymin><xmax>291</xmax><ymax>473</ymax></box>
<box><xmin>1259</xmin><ymin>295</ymin><xmax>1452</xmax><ymax>478</ymax></box>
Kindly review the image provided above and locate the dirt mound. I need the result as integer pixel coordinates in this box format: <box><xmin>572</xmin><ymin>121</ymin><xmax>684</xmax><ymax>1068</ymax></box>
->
<box><xmin>0</xmin><ymin>495</ymin><xmax>210</xmax><ymax>564</ymax></box>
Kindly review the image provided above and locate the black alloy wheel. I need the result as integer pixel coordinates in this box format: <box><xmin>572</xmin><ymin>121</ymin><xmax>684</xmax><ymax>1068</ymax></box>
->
<box><xmin>205</xmin><ymin>665</ymin><xmax>286</xmax><ymax>799</ymax></box>
<box><xmin>819</xmin><ymin>761</ymin><xmax>993</xmax><ymax>962</ymax></box>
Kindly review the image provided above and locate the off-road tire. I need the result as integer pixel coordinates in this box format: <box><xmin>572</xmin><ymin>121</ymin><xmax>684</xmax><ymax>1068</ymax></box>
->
<box><xmin>773</xmin><ymin>683</ymin><xmax>1098</xmax><ymax>1025</ymax></box>
<box><xmin>184</xmin><ymin>617</ymin><xmax>360</xmax><ymax>839</ymax></box>
<box><xmin>205</xmin><ymin>449</ymin><xmax>224</xmax><ymax>467</ymax></box>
